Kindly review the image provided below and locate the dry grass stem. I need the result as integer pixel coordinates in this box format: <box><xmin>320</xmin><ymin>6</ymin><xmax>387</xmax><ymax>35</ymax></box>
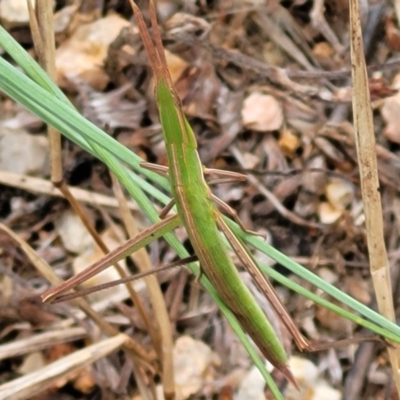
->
<box><xmin>111</xmin><ymin>174</ymin><xmax>175</xmax><ymax>398</ymax></box>
<box><xmin>0</xmin><ymin>327</ymin><xmax>87</xmax><ymax>361</ymax></box>
<box><xmin>0</xmin><ymin>334</ymin><xmax>129</xmax><ymax>400</ymax></box>
<box><xmin>0</xmin><ymin>170</ymin><xmax>139</xmax><ymax>210</ymax></box>
<box><xmin>349</xmin><ymin>0</ymin><xmax>400</xmax><ymax>395</ymax></box>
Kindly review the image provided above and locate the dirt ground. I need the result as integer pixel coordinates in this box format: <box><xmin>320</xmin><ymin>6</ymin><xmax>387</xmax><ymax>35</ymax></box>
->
<box><xmin>1</xmin><ymin>0</ymin><xmax>400</xmax><ymax>399</ymax></box>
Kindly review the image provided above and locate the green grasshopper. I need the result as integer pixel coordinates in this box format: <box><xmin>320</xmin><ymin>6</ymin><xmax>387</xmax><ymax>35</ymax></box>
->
<box><xmin>127</xmin><ymin>0</ymin><xmax>310</xmax><ymax>385</ymax></box>
<box><xmin>42</xmin><ymin>0</ymin><xmax>313</xmax><ymax>388</ymax></box>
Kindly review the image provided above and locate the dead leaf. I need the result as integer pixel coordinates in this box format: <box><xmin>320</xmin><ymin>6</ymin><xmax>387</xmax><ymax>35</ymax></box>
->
<box><xmin>56</xmin><ymin>14</ymin><xmax>130</xmax><ymax>89</ymax></box>
<box><xmin>318</xmin><ymin>201</ymin><xmax>343</xmax><ymax>224</ymax></box>
<box><xmin>72</xmin><ymin>368</ymin><xmax>96</xmax><ymax>394</ymax></box>
<box><xmin>345</xmin><ymin>275</ymin><xmax>371</xmax><ymax>304</ymax></box>
<box><xmin>165</xmin><ymin>50</ymin><xmax>188</xmax><ymax>85</ymax></box>
<box><xmin>18</xmin><ymin>352</ymin><xmax>46</xmax><ymax>375</ymax></box>
<box><xmin>325</xmin><ymin>178</ymin><xmax>354</xmax><ymax>210</ymax></box>
<box><xmin>278</xmin><ymin>128</ymin><xmax>299</xmax><ymax>157</ymax></box>
<box><xmin>242</xmin><ymin>92</ymin><xmax>283</xmax><ymax>132</ymax></box>
<box><xmin>0</xmin><ymin>0</ymin><xmax>33</xmax><ymax>28</ymax></box>
<box><xmin>381</xmin><ymin>73</ymin><xmax>400</xmax><ymax>143</ymax></box>
<box><xmin>385</xmin><ymin>14</ymin><xmax>400</xmax><ymax>51</ymax></box>
<box><xmin>55</xmin><ymin>209</ymin><xmax>95</xmax><ymax>254</ymax></box>
<box><xmin>174</xmin><ymin>336</ymin><xmax>218</xmax><ymax>400</ymax></box>
<box><xmin>0</xmin><ymin>127</ymin><xmax>49</xmax><ymax>176</ymax></box>
<box><xmin>18</xmin><ymin>296</ymin><xmax>56</xmax><ymax>326</ymax></box>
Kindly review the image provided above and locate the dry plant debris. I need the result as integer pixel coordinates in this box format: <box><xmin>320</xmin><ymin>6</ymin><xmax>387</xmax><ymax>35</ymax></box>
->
<box><xmin>1</xmin><ymin>1</ymin><xmax>400</xmax><ymax>399</ymax></box>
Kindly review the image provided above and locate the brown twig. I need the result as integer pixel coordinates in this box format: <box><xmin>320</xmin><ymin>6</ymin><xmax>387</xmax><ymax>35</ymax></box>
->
<box><xmin>349</xmin><ymin>0</ymin><xmax>400</xmax><ymax>395</ymax></box>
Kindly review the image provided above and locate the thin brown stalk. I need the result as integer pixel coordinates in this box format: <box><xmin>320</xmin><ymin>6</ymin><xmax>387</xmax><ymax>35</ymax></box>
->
<box><xmin>0</xmin><ymin>327</ymin><xmax>87</xmax><ymax>360</ymax></box>
<box><xmin>0</xmin><ymin>170</ymin><xmax>139</xmax><ymax>210</ymax></box>
<box><xmin>0</xmin><ymin>334</ymin><xmax>129</xmax><ymax>400</ymax></box>
<box><xmin>111</xmin><ymin>174</ymin><xmax>176</xmax><ymax>398</ymax></box>
<box><xmin>349</xmin><ymin>0</ymin><xmax>400</xmax><ymax>395</ymax></box>
<box><xmin>31</xmin><ymin>0</ymin><xmax>61</xmax><ymax>182</ymax></box>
